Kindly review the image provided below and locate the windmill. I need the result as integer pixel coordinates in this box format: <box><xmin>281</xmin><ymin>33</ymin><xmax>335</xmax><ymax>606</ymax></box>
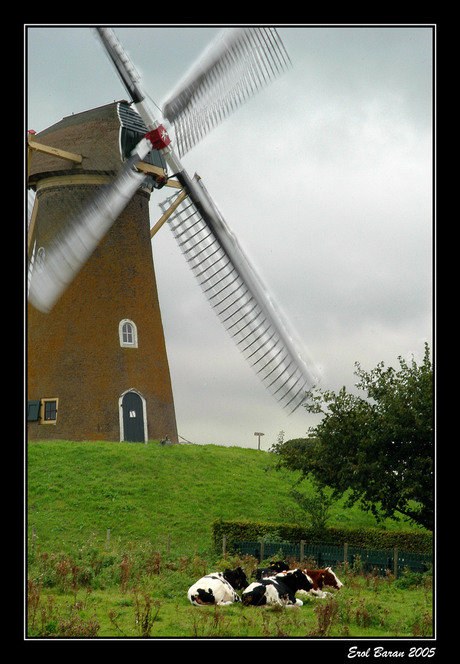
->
<box><xmin>27</xmin><ymin>27</ymin><xmax>319</xmax><ymax>444</ymax></box>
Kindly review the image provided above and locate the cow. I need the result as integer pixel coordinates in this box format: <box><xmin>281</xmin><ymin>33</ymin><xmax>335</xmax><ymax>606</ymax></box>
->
<box><xmin>255</xmin><ymin>560</ymin><xmax>289</xmax><ymax>580</ymax></box>
<box><xmin>299</xmin><ymin>567</ymin><xmax>344</xmax><ymax>598</ymax></box>
<box><xmin>242</xmin><ymin>568</ymin><xmax>314</xmax><ymax>607</ymax></box>
<box><xmin>308</xmin><ymin>567</ymin><xmax>343</xmax><ymax>591</ymax></box>
<box><xmin>187</xmin><ymin>567</ymin><xmax>248</xmax><ymax>606</ymax></box>
<box><xmin>256</xmin><ymin>563</ymin><xmax>343</xmax><ymax>595</ymax></box>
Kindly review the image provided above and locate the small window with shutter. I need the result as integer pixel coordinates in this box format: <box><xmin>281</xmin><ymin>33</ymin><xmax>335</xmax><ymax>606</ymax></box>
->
<box><xmin>40</xmin><ymin>398</ymin><xmax>59</xmax><ymax>424</ymax></box>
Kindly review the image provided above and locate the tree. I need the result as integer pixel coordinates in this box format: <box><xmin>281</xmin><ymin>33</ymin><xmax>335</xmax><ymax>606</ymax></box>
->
<box><xmin>289</xmin><ymin>486</ymin><xmax>335</xmax><ymax>533</ymax></box>
<box><xmin>271</xmin><ymin>344</ymin><xmax>433</xmax><ymax>530</ymax></box>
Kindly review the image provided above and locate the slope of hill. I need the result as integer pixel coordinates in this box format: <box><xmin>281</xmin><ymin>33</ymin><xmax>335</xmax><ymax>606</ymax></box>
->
<box><xmin>27</xmin><ymin>440</ymin><xmax>419</xmax><ymax>556</ymax></box>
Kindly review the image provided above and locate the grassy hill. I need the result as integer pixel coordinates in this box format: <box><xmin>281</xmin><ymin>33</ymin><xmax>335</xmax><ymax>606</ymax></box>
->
<box><xmin>27</xmin><ymin>440</ymin><xmax>420</xmax><ymax>557</ymax></box>
<box><xmin>27</xmin><ymin>441</ymin><xmax>433</xmax><ymax>638</ymax></box>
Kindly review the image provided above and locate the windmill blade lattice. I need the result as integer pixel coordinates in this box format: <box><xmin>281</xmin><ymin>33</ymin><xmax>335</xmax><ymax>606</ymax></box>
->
<box><xmin>162</xmin><ymin>27</ymin><xmax>291</xmax><ymax>156</ymax></box>
<box><xmin>161</xmin><ymin>176</ymin><xmax>318</xmax><ymax>413</ymax></box>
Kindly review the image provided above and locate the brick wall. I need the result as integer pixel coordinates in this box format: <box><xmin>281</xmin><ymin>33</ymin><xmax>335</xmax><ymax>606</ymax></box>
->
<box><xmin>28</xmin><ymin>103</ymin><xmax>178</xmax><ymax>443</ymax></box>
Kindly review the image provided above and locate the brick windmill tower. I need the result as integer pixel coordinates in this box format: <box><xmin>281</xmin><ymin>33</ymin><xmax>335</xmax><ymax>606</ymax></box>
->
<box><xmin>27</xmin><ymin>101</ymin><xmax>179</xmax><ymax>443</ymax></box>
<box><xmin>27</xmin><ymin>28</ymin><xmax>319</xmax><ymax>443</ymax></box>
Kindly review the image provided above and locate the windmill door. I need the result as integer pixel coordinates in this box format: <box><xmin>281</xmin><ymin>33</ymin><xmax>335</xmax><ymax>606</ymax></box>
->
<box><xmin>121</xmin><ymin>391</ymin><xmax>145</xmax><ymax>442</ymax></box>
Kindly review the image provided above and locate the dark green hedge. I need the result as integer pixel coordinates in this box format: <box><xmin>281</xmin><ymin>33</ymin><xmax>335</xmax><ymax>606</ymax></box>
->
<box><xmin>212</xmin><ymin>519</ymin><xmax>433</xmax><ymax>553</ymax></box>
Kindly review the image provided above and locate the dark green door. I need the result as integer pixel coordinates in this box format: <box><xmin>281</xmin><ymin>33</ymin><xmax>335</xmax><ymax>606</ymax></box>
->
<box><xmin>122</xmin><ymin>391</ymin><xmax>144</xmax><ymax>442</ymax></box>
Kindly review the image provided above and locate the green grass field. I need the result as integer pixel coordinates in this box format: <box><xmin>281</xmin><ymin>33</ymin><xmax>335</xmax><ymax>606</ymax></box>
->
<box><xmin>26</xmin><ymin>440</ymin><xmax>433</xmax><ymax>639</ymax></box>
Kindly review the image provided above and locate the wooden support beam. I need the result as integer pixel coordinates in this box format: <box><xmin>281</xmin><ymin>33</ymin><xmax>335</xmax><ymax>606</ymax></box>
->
<box><xmin>27</xmin><ymin>131</ymin><xmax>83</xmax><ymax>164</ymax></box>
<box><xmin>136</xmin><ymin>161</ymin><xmax>182</xmax><ymax>188</ymax></box>
<box><xmin>164</xmin><ymin>179</ymin><xmax>182</xmax><ymax>189</ymax></box>
<box><xmin>150</xmin><ymin>190</ymin><xmax>187</xmax><ymax>238</ymax></box>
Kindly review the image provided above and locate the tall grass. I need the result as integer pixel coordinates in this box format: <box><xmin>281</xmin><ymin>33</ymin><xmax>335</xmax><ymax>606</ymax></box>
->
<box><xmin>27</xmin><ymin>546</ymin><xmax>433</xmax><ymax>638</ymax></box>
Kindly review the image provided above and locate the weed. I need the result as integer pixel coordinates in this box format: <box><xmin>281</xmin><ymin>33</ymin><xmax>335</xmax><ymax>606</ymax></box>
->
<box><xmin>412</xmin><ymin>611</ymin><xmax>432</xmax><ymax>638</ymax></box>
<box><xmin>27</xmin><ymin>578</ymin><xmax>43</xmax><ymax>630</ymax></box>
<box><xmin>354</xmin><ymin>598</ymin><xmax>376</xmax><ymax>628</ymax></box>
<box><xmin>27</xmin><ymin>579</ymin><xmax>100</xmax><ymax>638</ymax></box>
<box><xmin>133</xmin><ymin>590</ymin><xmax>161</xmax><ymax>637</ymax></box>
<box><xmin>145</xmin><ymin>551</ymin><xmax>161</xmax><ymax>576</ymax></box>
<box><xmin>107</xmin><ymin>609</ymin><xmax>127</xmax><ymax>637</ymax></box>
<box><xmin>309</xmin><ymin>597</ymin><xmax>339</xmax><ymax>636</ymax></box>
<box><xmin>259</xmin><ymin>606</ymin><xmax>294</xmax><ymax>638</ymax></box>
<box><xmin>191</xmin><ymin>554</ymin><xmax>208</xmax><ymax>579</ymax></box>
<box><xmin>178</xmin><ymin>555</ymin><xmax>190</xmax><ymax>572</ymax></box>
<box><xmin>189</xmin><ymin>605</ymin><xmax>230</xmax><ymax>638</ymax></box>
<box><xmin>38</xmin><ymin>597</ymin><xmax>57</xmax><ymax>636</ymax></box>
<box><xmin>270</xmin><ymin>606</ymin><xmax>309</xmax><ymax>638</ymax></box>
<box><xmin>52</xmin><ymin>612</ymin><xmax>100</xmax><ymax>637</ymax></box>
<box><xmin>120</xmin><ymin>553</ymin><xmax>133</xmax><ymax>593</ymax></box>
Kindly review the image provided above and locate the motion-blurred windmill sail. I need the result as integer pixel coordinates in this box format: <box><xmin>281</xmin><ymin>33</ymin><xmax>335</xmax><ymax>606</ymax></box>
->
<box><xmin>28</xmin><ymin>152</ymin><xmax>147</xmax><ymax>312</ymax></box>
<box><xmin>161</xmin><ymin>27</ymin><xmax>292</xmax><ymax>156</ymax></box>
<box><xmin>96</xmin><ymin>26</ymin><xmax>317</xmax><ymax>412</ymax></box>
<box><xmin>161</xmin><ymin>176</ymin><xmax>318</xmax><ymax>412</ymax></box>
<box><xmin>29</xmin><ymin>26</ymin><xmax>319</xmax><ymax>413</ymax></box>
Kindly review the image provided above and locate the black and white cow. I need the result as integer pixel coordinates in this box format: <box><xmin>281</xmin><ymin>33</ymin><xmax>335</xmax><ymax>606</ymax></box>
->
<box><xmin>242</xmin><ymin>568</ymin><xmax>314</xmax><ymax>607</ymax></box>
<box><xmin>187</xmin><ymin>567</ymin><xmax>248</xmax><ymax>606</ymax></box>
<box><xmin>255</xmin><ymin>560</ymin><xmax>289</xmax><ymax>580</ymax></box>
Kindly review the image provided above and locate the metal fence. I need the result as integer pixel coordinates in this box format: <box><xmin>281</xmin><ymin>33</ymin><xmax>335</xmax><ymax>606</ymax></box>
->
<box><xmin>233</xmin><ymin>539</ymin><xmax>432</xmax><ymax>578</ymax></box>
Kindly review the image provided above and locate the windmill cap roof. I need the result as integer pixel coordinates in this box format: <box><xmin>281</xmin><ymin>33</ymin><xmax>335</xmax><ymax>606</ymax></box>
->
<box><xmin>28</xmin><ymin>101</ymin><xmax>160</xmax><ymax>185</ymax></box>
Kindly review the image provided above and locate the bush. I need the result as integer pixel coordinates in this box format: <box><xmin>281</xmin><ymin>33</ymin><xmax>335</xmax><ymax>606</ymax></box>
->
<box><xmin>393</xmin><ymin>566</ymin><xmax>433</xmax><ymax>590</ymax></box>
<box><xmin>212</xmin><ymin>519</ymin><xmax>433</xmax><ymax>553</ymax></box>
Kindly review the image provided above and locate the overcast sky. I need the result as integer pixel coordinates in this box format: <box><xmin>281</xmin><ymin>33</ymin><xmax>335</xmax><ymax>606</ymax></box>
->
<box><xmin>26</xmin><ymin>25</ymin><xmax>434</xmax><ymax>449</ymax></box>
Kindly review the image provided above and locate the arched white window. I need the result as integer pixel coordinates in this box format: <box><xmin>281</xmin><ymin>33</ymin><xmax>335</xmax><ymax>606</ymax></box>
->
<box><xmin>119</xmin><ymin>319</ymin><xmax>138</xmax><ymax>348</ymax></box>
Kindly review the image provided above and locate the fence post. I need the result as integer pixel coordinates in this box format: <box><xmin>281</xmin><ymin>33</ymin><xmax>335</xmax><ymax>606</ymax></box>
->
<box><xmin>223</xmin><ymin>534</ymin><xmax>227</xmax><ymax>558</ymax></box>
<box><xmin>260</xmin><ymin>537</ymin><xmax>264</xmax><ymax>562</ymax></box>
<box><xmin>344</xmin><ymin>542</ymin><xmax>348</xmax><ymax>564</ymax></box>
<box><xmin>300</xmin><ymin>539</ymin><xmax>305</xmax><ymax>562</ymax></box>
<box><xmin>393</xmin><ymin>548</ymin><xmax>398</xmax><ymax>577</ymax></box>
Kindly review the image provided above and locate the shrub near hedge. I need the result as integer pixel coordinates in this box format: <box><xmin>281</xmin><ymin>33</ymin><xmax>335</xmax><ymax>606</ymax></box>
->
<box><xmin>212</xmin><ymin>519</ymin><xmax>433</xmax><ymax>554</ymax></box>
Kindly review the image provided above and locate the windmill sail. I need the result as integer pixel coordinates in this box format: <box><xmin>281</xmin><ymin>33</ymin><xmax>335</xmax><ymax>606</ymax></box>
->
<box><xmin>161</xmin><ymin>175</ymin><xmax>318</xmax><ymax>412</ymax></box>
<box><xmin>95</xmin><ymin>26</ymin><xmax>319</xmax><ymax>411</ymax></box>
<box><xmin>29</xmin><ymin>27</ymin><xmax>318</xmax><ymax>411</ymax></box>
<box><xmin>162</xmin><ymin>27</ymin><xmax>291</xmax><ymax>156</ymax></box>
<box><xmin>28</xmin><ymin>151</ymin><xmax>148</xmax><ymax>314</ymax></box>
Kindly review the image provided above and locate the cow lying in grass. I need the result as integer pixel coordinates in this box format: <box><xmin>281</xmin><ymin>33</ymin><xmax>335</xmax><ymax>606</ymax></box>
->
<box><xmin>242</xmin><ymin>569</ymin><xmax>314</xmax><ymax>607</ymax></box>
<box><xmin>304</xmin><ymin>567</ymin><xmax>343</xmax><ymax>598</ymax></box>
<box><xmin>255</xmin><ymin>563</ymin><xmax>344</xmax><ymax>599</ymax></box>
<box><xmin>255</xmin><ymin>560</ymin><xmax>289</xmax><ymax>580</ymax></box>
<box><xmin>187</xmin><ymin>567</ymin><xmax>248</xmax><ymax>606</ymax></box>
